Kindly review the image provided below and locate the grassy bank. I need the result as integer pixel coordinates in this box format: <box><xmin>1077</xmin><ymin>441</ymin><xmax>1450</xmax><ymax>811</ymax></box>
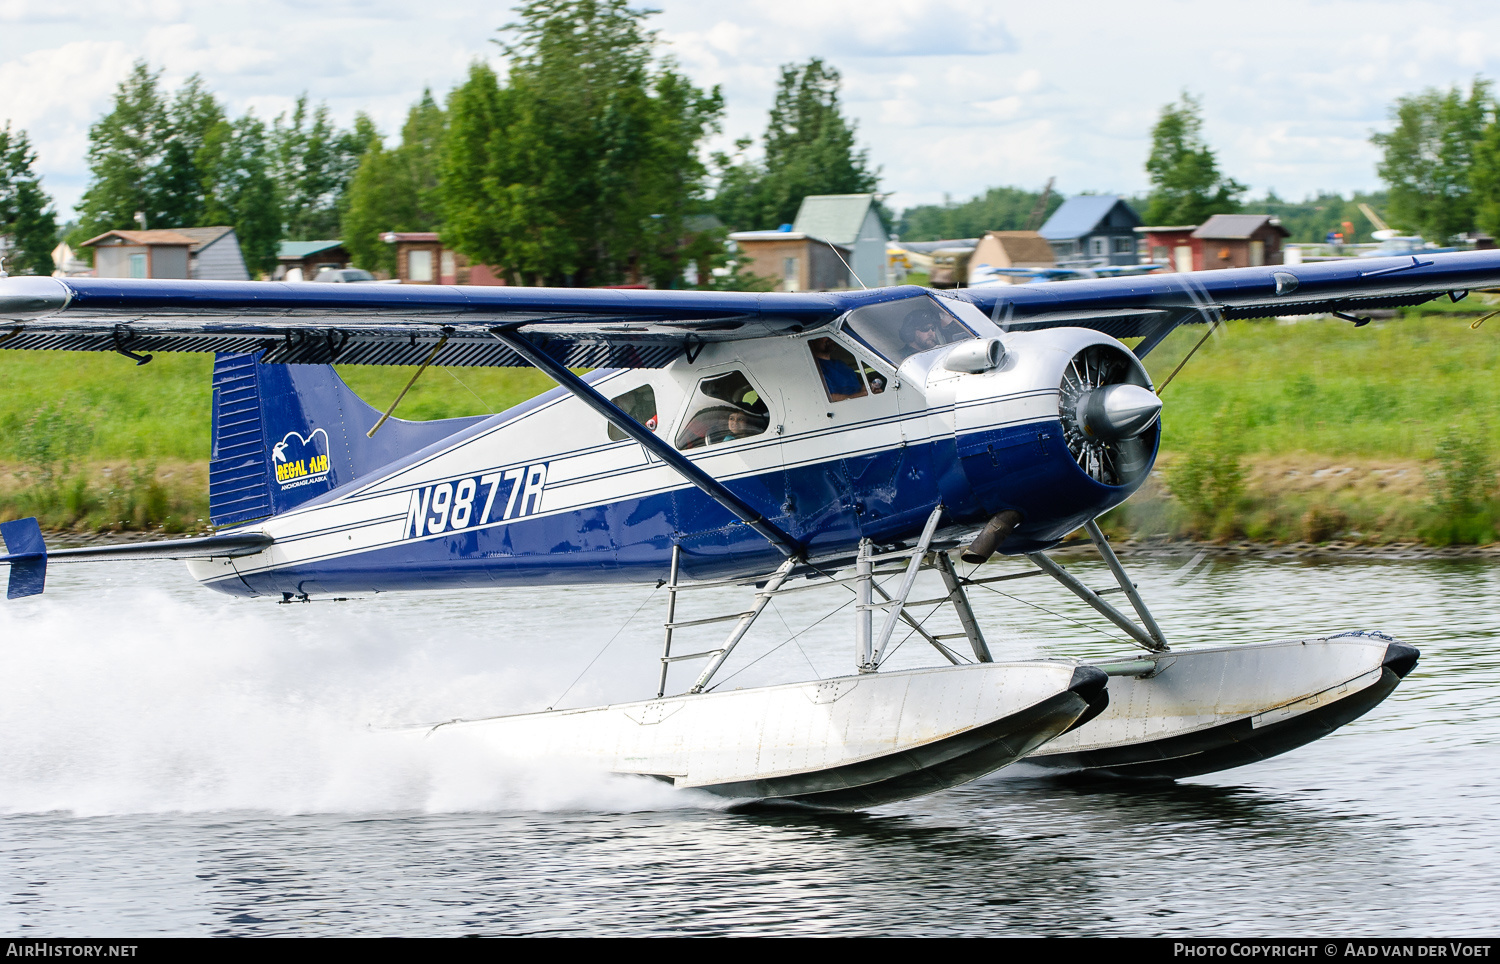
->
<box><xmin>1</xmin><ymin>306</ymin><xmax>1497</xmax><ymax>542</ymax></box>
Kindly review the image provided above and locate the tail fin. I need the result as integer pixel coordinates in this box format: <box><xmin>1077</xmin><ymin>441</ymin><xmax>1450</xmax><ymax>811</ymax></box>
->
<box><xmin>0</xmin><ymin>518</ymin><xmax>46</xmax><ymax>599</ymax></box>
<box><xmin>209</xmin><ymin>352</ymin><xmax>488</xmax><ymax>526</ymax></box>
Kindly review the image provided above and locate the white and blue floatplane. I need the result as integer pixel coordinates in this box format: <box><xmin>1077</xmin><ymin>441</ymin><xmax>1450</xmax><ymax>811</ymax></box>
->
<box><xmin>0</xmin><ymin>251</ymin><xmax>1487</xmax><ymax>808</ymax></box>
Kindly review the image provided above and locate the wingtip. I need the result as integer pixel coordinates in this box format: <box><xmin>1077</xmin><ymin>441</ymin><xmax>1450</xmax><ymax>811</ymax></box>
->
<box><xmin>0</xmin><ymin>276</ymin><xmax>70</xmax><ymax>320</ymax></box>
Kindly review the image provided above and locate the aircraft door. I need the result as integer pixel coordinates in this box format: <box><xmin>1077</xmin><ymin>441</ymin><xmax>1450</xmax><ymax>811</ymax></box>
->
<box><xmin>778</xmin><ymin>336</ymin><xmax>906</xmax><ymax>548</ymax></box>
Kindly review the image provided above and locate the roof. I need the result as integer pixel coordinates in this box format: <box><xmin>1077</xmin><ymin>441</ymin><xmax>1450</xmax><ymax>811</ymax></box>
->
<box><xmin>81</xmin><ymin>229</ymin><xmax>197</xmax><ymax>248</ymax></box>
<box><xmin>1192</xmin><ymin>214</ymin><xmax>1290</xmax><ymax>240</ymax></box>
<box><xmin>279</xmin><ymin>240</ymin><xmax>347</xmax><ymax>260</ymax></box>
<box><xmin>1134</xmin><ymin>225</ymin><xmax>1197</xmax><ymax>234</ymax></box>
<box><xmin>894</xmin><ymin>239</ymin><xmax>977</xmax><ymax>254</ymax></box>
<box><xmin>1038</xmin><ymin>196</ymin><xmax>1140</xmax><ymax>240</ymax></box>
<box><xmin>729</xmin><ymin>230</ymin><xmax>850</xmax><ymax>250</ymax></box>
<box><xmin>982</xmin><ymin>231</ymin><xmax>1055</xmax><ymax>264</ymax></box>
<box><xmin>792</xmin><ymin>194</ymin><xmax>879</xmax><ymax>245</ymax></box>
<box><xmin>169</xmin><ymin>226</ymin><xmax>235</xmax><ymax>251</ymax></box>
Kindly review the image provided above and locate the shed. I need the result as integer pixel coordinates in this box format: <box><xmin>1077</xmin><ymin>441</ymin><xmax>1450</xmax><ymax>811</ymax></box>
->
<box><xmin>1191</xmin><ymin>215</ymin><xmax>1289</xmax><ymax>270</ymax></box>
<box><xmin>1038</xmin><ymin>196</ymin><xmax>1142</xmax><ymax>265</ymax></box>
<box><xmin>81</xmin><ymin>230</ymin><xmax>196</xmax><ymax>279</ymax></box>
<box><xmin>728</xmin><ymin>230</ymin><xmax>852</xmax><ymax>292</ymax></box>
<box><xmin>1135</xmin><ymin>226</ymin><xmax>1197</xmax><ymax>272</ymax></box>
<box><xmin>172</xmin><ymin>226</ymin><xmax>250</xmax><ymax>280</ymax></box>
<box><xmin>277</xmin><ymin>240</ymin><xmax>351</xmax><ymax>282</ymax></box>
<box><xmin>966</xmin><ymin>231</ymin><xmax>1055</xmax><ymax>285</ymax></box>
<box><xmin>792</xmin><ymin>194</ymin><xmax>888</xmax><ymax>287</ymax></box>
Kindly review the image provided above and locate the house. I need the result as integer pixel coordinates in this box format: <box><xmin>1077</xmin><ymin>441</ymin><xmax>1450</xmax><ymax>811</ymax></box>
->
<box><xmin>49</xmin><ymin>241</ymin><xmax>93</xmax><ymax>278</ymax></box>
<box><xmin>80</xmin><ymin>226</ymin><xmax>250</xmax><ymax>280</ymax></box>
<box><xmin>1038</xmin><ymin>196</ymin><xmax>1142</xmax><ymax>265</ymax></box>
<box><xmin>1136</xmin><ymin>215</ymin><xmax>1290</xmax><ymax>271</ymax></box>
<box><xmin>1191</xmin><ymin>214</ymin><xmax>1289</xmax><ymax>269</ymax></box>
<box><xmin>728</xmin><ymin>229</ymin><xmax>852</xmax><ymax>292</ymax></box>
<box><xmin>172</xmin><ymin>226</ymin><xmax>250</xmax><ymax>280</ymax></box>
<box><xmin>81</xmin><ymin>230</ymin><xmax>196</xmax><ymax>279</ymax></box>
<box><xmin>380</xmin><ymin>232</ymin><xmax>506</xmax><ymax>285</ymax></box>
<box><xmin>276</xmin><ymin>240</ymin><xmax>351</xmax><ymax>282</ymax></box>
<box><xmin>791</xmin><ymin>194</ymin><xmax>888</xmax><ymax>287</ymax></box>
<box><xmin>966</xmin><ymin>231</ymin><xmax>1055</xmax><ymax>285</ymax></box>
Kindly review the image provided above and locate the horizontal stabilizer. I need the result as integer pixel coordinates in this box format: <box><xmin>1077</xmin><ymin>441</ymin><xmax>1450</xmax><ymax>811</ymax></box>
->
<box><xmin>0</xmin><ymin>520</ymin><xmax>272</xmax><ymax>600</ymax></box>
<box><xmin>46</xmin><ymin>531</ymin><xmax>273</xmax><ymax>562</ymax></box>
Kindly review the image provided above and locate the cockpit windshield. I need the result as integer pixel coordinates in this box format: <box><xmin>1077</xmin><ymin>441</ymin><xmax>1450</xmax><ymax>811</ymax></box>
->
<box><xmin>839</xmin><ymin>294</ymin><xmax>974</xmax><ymax>366</ymax></box>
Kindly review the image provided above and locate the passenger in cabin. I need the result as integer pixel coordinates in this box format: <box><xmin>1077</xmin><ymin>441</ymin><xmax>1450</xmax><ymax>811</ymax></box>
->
<box><xmin>725</xmin><ymin>409</ymin><xmax>767</xmax><ymax>440</ymax></box>
<box><xmin>809</xmin><ymin>337</ymin><xmax>867</xmax><ymax>401</ymax></box>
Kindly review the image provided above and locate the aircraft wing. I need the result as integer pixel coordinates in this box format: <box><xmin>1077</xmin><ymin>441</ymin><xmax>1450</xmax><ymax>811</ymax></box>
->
<box><xmin>3</xmin><ymin>250</ymin><xmax>1500</xmax><ymax>368</ymax></box>
<box><xmin>0</xmin><ymin>277</ymin><xmax>887</xmax><ymax>369</ymax></box>
<box><xmin>958</xmin><ymin>250</ymin><xmax>1500</xmax><ymax>345</ymax></box>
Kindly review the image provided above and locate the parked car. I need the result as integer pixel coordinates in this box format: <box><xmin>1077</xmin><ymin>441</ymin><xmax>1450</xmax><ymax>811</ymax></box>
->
<box><xmin>312</xmin><ymin>267</ymin><xmax>377</xmax><ymax>283</ymax></box>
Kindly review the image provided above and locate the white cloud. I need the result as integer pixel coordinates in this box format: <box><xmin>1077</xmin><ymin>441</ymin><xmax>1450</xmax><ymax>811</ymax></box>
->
<box><xmin>4</xmin><ymin>0</ymin><xmax>1500</xmax><ymax>218</ymax></box>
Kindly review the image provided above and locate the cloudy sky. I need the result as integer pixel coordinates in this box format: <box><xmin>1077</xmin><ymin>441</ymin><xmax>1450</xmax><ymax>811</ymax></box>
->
<box><xmin>4</xmin><ymin>0</ymin><xmax>1500</xmax><ymax>220</ymax></box>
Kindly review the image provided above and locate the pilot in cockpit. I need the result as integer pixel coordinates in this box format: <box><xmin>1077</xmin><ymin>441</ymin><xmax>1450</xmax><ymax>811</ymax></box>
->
<box><xmin>899</xmin><ymin>314</ymin><xmax>944</xmax><ymax>357</ymax></box>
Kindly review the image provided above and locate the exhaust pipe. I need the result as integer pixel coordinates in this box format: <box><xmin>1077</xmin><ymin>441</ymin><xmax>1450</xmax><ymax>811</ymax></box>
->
<box><xmin>960</xmin><ymin>509</ymin><xmax>1022</xmax><ymax>564</ymax></box>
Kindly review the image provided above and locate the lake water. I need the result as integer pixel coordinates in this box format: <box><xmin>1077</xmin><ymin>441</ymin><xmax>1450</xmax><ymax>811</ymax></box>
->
<box><xmin>1</xmin><ymin>554</ymin><xmax>1496</xmax><ymax>936</ymax></box>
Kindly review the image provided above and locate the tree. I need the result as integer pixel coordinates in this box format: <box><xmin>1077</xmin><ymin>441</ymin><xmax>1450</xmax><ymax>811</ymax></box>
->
<box><xmin>1373</xmin><ymin>79</ymin><xmax>1494</xmax><ymax>243</ymax></box>
<box><xmin>78</xmin><ymin>62</ymin><xmax>284</xmax><ymax>274</ymax></box>
<box><xmin>713</xmin><ymin>59</ymin><xmax>879</xmax><ymax>231</ymax></box>
<box><xmin>342</xmin><ymin>96</ymin><xmax>446</xmax><ymax>276</ymax></box>
<box><xmin>438</xmin><ymin>0</ymin><xmax>723</xmax><ymax>286</ymax></box>
<box><xmin>200</xmin><ymin>114</ymin><xmax>280</xmax><ymax>275</ymax></box>
<box><xmin>1468</xmin><ymin>106</ymin><xmax>1500</xmax><ymax>239</ymax></box>
<box><xmin>1144</xmin><ymin>93</ymin><xmax>1246</xmax><ymax>226</ymax></box>
<box><xmin>272</xmin><ymin>96</ymin><xmax>371</xmax><ymax>240</ymax></box>
<box><xmin>0</xmin><ymin>124</ymin><xmax>58</xmax><ymax>275</ymax></box>
<box><xmin>896</xmin><ymin>185</ymin><xmax>1062</xmax><ymax>241</ymax></box>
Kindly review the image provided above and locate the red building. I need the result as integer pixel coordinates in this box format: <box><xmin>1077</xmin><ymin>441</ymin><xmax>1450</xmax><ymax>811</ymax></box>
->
<box><xmin>1136</xmin><ymin>215</ymin><xmax>1290</xmax><ymax>272</ymax></box>
<box><xmin>380</xmin><ymin>232</ymin><xmax>506</xmax><ymax>285</ymax></box>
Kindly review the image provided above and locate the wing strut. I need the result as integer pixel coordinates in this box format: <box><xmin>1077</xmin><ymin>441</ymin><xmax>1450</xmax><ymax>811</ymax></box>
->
<box><xmin>489</xmin><ymin>328</ymin><xmax>802</xmax><ymax>559</ymax></box>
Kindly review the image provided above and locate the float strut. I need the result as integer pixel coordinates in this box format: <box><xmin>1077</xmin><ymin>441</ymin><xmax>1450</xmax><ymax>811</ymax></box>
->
<box><xmin>1026</xmin><ymin>551</ymin><xmax>1166</xmax><ymax>653</ymax></box>
<box><xmin>1084</xmin><ymin>518</ymin><xmax>1169</xmax><ymax>651</ymax></box>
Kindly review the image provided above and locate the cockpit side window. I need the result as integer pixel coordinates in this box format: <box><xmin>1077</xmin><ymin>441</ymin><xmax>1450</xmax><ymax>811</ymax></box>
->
<box><xmin>840</xmin><ymin>294</ymin><xmax>974</xmax><ymax>366</ymax></box>
<box><xmin>674</xmin><ymin>371</ymin><xmax>771</xmax><ymax>450</ymax></box>
<box><xmin>606</xmin><ymin>385</ymin><xmax>658</xmax><ymax>442</ymax></box>
<box><xmin>808</xmin><ymin>337</ymin><xmax>887</xmax><ymax>402</ymax></box>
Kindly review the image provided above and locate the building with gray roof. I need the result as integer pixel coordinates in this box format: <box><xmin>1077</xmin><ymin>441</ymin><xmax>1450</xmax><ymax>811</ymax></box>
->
<box><xmin>1038</xmin><ymin>196</ymin><xmax>1142</xmax><ymax>266</ymax></box>
<box><xmin>791</xmin><ymin>194</ymin><xmax>888</xmax><ymax>288</ymax></box>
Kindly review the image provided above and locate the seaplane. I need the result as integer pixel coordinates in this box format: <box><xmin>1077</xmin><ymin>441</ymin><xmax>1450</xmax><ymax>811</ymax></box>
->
<box><xmin>1</xmin><ymin>249</ymin><xmax>1493</xmax><ymax>809</ymax></box>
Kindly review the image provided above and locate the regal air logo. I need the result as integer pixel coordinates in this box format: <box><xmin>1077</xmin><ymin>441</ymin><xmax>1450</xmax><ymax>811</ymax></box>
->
<box><xmin>271</xmin><ymin>428</ymin><xmax>333</xmax><ymax>490</ymax></box>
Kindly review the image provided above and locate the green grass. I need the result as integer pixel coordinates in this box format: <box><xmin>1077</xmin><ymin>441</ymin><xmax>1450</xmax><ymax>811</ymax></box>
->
<box><xmin>1141</xmin><ymin>310</ymin><xmax>1500</xmax><ymax>458</ymax></box>
<box><xmin>0</xmin><ymin>354</ymin><xmax>557</xmax><ymax>463</ymax></box>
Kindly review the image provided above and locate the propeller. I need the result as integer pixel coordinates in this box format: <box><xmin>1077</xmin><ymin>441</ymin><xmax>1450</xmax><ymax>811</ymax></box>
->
<box><xmin>1058</xmin><ymin>344</ymin><xmax>1160</xmax><ymax>486</ymax></box>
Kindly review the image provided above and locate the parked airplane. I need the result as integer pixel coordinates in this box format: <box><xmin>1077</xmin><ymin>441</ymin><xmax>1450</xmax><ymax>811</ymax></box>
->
<box><xmin>1</xmin><ymin>250</ymin><xmax>1493</xmax><ymax>808</ymax></box>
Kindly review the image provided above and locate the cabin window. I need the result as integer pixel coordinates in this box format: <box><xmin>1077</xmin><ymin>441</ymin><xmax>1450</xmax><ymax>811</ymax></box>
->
<box><xmin>129</xmin><ymin>253</ymin><xmax>147</xmax><ymax>278</ymax></box>
<box><xmin>1112</xmin><ymin>236</ymin><xmax>1134</xmax><ymax>255</ymax></box>
<box><xmin>1090</xmin><ymin>237</ymin><xmax>1108</xmax><ymax>257</ymax></box>
<box><xmin>674</xmin><ymin>371</ymin><xmax>770</xmax><ymax>450</ymax></box>
<box><xmin>839</xmin><ymin>294</ymin><xmax>974</xmax><ymax>366</ymax></box>
<box><xmin>809</xmin><ymin>338</ymin><xmax>886</xmax><ymax>402</ymax></box>
<box><xmin>607</xmin><ymin>385</ymin><xmax>659</xmax><ymax>442</ymax></box>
